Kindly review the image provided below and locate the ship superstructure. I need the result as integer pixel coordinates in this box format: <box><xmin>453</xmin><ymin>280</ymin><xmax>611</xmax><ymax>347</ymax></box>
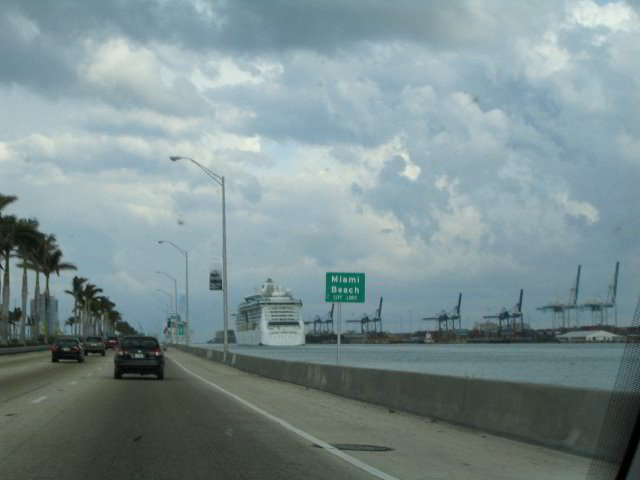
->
<box><xmin>235</xmin><ymin>279</ymin><xmax>305</xmax><ymax>346</ymax></box>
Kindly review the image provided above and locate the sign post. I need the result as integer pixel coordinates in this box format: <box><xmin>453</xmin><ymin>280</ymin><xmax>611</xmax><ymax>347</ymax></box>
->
<box><xmin>325</xmin><ymin>273</ymin><xmax>365</xmax><ymax>365</ymax></box>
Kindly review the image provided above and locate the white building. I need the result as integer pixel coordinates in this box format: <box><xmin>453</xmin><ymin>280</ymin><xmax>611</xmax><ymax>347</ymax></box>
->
<box><xmin>556</xmin><ymin>330</ymin><xmax>624</xmax><ymax>343</ymax></box>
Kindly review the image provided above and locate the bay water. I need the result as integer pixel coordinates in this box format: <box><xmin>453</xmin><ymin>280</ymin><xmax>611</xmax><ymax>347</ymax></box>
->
<box><xmin>203</xmin><ymin>342</ymin><xmax>630</xmax><ymax>391</ymax></box>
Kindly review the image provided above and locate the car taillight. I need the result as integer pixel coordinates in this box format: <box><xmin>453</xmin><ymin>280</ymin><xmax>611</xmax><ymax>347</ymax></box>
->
<box><xmin>151</xmin><ymin>348</ymin><xmax>163</xmax><ymax>357</ymax></box>
<box><xmin>51</xmin><ymin>345</ymin><xmax>59</xmax><ymax>351</ymax></box>
<box><xmin>116</xmin><ymin>348</ymin><xmax>128</xmax><ymax>356</ymax></box>
<box><xmin>71</xmin><ymin>346</ymin><xmax>79</xmax><ymax>352</ymax></box>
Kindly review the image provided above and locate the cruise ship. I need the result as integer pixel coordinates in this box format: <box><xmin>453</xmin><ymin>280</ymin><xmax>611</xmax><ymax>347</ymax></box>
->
<box><xmin>235</xmin><ymin>279</ymin><xmax>305</xmax><ymax>346</ymax></box>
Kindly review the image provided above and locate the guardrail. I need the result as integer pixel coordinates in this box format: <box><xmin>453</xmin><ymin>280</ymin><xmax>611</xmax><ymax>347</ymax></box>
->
<box><xmin>0</xmin><ymin>345</ymin><xmax>50</xmax><ymax>356</ymax></box>
<box><xmin>171</xmin><ymin>344</ymin><xmax>628</xmax><ymax>459</ymax></box>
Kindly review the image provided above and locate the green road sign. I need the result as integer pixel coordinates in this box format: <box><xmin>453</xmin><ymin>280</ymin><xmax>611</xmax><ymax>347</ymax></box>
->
<box><xmin>325</xmin><ymin>272</ymin><xmax>365</xmax><ymax>303</ymax></box>
<box><xmin>178</xmin><ymin>323</ymin><xmax>184</xmax><ymax>336</ymax></box>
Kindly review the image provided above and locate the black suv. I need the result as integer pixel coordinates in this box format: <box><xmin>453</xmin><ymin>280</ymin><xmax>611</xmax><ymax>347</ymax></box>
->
<box><xmin>114</xmin><ymin>336</ymin><xmax>164</xmax><ymax>380</ymax></box>
<box><xmin>51</xmin><ymin>337</ymin><xmax>85</xmax><ymax>363</ymax></box>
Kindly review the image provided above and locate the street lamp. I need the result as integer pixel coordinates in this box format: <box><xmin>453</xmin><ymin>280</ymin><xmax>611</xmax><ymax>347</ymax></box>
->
<box><xmin>159</xmin><ymin>240</ymin><xmax>190</xmax><ymax>346</ymax></box>
<box><xmin>170</xmin><ymin>155</ymin><xmax>229</xmax><ymax>354</ymax></box>
<box><xmin>156</xmin><ymin>271</ymin><xmax>178</xmax><ymax>343</ymax></box>
<box><xmin>156</xmin><ymin>288</ymin><xmax>172</xmax><ymax>306</ymax></box>
<box><xmin>156</xmin><ymin>288</ymin><xmax>173</xmax><ymax>339</ymax></box>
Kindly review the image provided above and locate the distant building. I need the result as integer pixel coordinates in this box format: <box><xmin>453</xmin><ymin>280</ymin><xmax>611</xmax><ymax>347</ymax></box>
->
<box><xmin>30</xmin><ymin>294</ymin><xmax>58</xmax><ymax>336</ymax></box>
<box><xmin>473</xmin><ymin>321</ymin><xmax>500</xmax><ymax>334</ymax></box>
<box><xmin>556</xmin><ymin>330</ymin><xmax>624</xmax><ymax>343</ymax></box>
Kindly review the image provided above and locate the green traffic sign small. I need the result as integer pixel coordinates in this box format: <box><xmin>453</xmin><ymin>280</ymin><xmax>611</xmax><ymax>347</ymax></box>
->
<box><xmin>325</xmin><ymin>272</ymin><xmax>365</xmax><ymax>303</ymax></box>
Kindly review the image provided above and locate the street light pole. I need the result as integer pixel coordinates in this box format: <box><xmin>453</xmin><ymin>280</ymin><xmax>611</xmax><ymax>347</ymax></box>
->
<box><xmin>156</xmin><ymin>271</ymin><xmax>178</xmax><ymax>343</ymax></box>
<box><xmin>158</xmin><ymin>240</ymin><xmax>190</xmax><ymax>346</ymax></box>
<box><xmin>156</xmin><ymin>288</ymin><xmax>173</xmax><ymax>340</ymax></box>
<box><xmin>221</xmin><ymin>176</ymin><xmax>228</xmax><ymax>354</ymax></box>
<box><xmin>170</xmin><ymin>155</ymin><xmax>229</xmax><ymax>354</ymax></box>
<box><xmin>156</xmin><ymin>288</ymin><xmax>173</xmax><ymax>313</ymax></box>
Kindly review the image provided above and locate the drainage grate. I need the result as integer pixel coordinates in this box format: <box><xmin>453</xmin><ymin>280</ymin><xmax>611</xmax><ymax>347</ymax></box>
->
<box><xmin>314</xmin><ymin>443</ymin><xmax>393</xmax><ymax>452</ymax></box>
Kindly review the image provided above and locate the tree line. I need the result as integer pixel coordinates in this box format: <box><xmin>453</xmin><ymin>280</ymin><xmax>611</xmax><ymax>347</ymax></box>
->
<box><xmin>0</xmin><ymin>193</ymin><xmax>136</xmax><ymax>345</ymax></box>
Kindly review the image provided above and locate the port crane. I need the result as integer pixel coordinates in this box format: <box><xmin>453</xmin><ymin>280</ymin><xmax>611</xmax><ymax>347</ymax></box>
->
<box><xmin>537</xmin><ymin>266</ymin><xmax>581</xmax><ymax>329</ymax></box>
<box><xmin>422</xmin><ymin>293</ymin><xmax>462</xmax><ymax>334</ymax></box>
<box><xmin>483</xmin><ymin>289</ymin><xmax>524</xmax><ymax>335</ymax></box>
<box><xmin>581</xmin><ymin>262</ymin><xmax>619</xmax><ymax>326</ymax></box>
<box><xmin>305</xmin><ymin>303</ymin><xmax>334</xmax><ymax>334</ymax></box>
<box><xmin>347</xmin><ymin>297</ymin><xmax>383</xmax><ymax>334</ymax></box>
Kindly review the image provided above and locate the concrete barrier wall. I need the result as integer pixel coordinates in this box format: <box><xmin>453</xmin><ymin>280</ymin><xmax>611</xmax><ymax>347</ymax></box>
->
<box><xmin>175</xmin><ymin>345</ymin><xmax>617</xmax><ymax>457</ymax></box>
<box><xmin>0</xmin><ymin>345</ymin><xmax>50</xmax><ymax>356</ymax></box>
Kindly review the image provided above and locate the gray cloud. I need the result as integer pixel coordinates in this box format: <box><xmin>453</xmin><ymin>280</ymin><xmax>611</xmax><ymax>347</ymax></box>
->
<box><xmin>1</xmin><ymin>0</ymin><xmax>638</xmax><ymax>335</ymax></box>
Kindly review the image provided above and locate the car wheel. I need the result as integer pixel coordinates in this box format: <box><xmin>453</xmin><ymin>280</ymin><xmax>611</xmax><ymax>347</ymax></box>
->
<box><xmin>78</xmin><ymin>356</ymin><xmax>84</xmax><ymax>363</ymax></box>
<box><xmin>157</xmin><ymin>370</ymin><xmax>164</xmax><ymax>380</ymax></box>
<box><xmin>114</xmin><ymin>368</ymin><xmax>122</xmax><ymax>379</ymax></box>
<box><xmin>101</xmin><ymin>351</ymin><xmax>105</xmax><ymax>356</ymax></box>
<box><xmin>52</xmin><ymin>356</ymin><xmax>58</xmax><ymax>363</ymax></box>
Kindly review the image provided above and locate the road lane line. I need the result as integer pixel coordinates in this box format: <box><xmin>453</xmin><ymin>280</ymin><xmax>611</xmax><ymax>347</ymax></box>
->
<box><xmin>169</xmin><ymin>356</ymin><xmax>398</xmax><ymax>480</ymax></box>
<box><xmin>68</xmin><ymin>381</ymin><xmax>77</xmax><ymax>386</ymax></box>
<box><xmin>31</xmin><ymin>396</ymin><xmax>47</xmax><ymax>404</ymax></box>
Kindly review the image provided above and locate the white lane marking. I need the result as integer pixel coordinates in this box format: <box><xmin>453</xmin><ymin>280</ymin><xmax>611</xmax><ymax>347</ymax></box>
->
<box><xmin>31</xmin><ymin>396</ymin><xmax>47</xmax><ymax>404</ymax></box>
<box><xmin>169</xmin><ymin>356</ymin><xmax>398</xmax><ymax>480</ymax></box>
<box><xmin>68</xmin><ymin>381</ymin><xmax>77</xmax><ymax>386</ymax></box>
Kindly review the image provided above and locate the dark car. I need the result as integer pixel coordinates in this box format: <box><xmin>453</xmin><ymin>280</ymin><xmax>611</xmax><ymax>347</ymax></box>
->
<box><xmin>114</xmin><ymin>336</ymin><xmax>164</xmax><ymax>380</ymax></box>
<box><xmin>105</xmin><ymin>335</ymin><xmax>120</xmax><ymax>349</ymax></box>
<box><xmin>84</xmin><ymin>336</ymin><xmax>106</xmax><ymax>356</ymax></box>
<box><xmin>51</xmin><ymin>337</ymin><xmax>85</xmax><ymax>363</ymax></box>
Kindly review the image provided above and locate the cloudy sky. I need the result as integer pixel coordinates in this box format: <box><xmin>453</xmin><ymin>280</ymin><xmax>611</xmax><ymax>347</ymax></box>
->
<box><xmin>1</xmin><ymin>0</ymin><xmax>639</xmax><ymax>339</ymax></box>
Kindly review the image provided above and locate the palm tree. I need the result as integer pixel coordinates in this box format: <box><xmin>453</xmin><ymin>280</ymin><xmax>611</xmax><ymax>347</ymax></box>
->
<box><xmin>64</xmin><ymin>316</ymin><xmax>77</xmax><ymax>334</ymax></box>
<box><xmin>8</xmin><ymin>307</ymin><xmax>22</xmax><ymax>339</ymax></box>
<box><xmin>107</xmin><ymin>309</ymin><xmax>122</xmax><ymax>336</ymax></box>
<box><xmin>80</xmin><ymin>283</ymin><xmax>102</xmax><ymax>336</ymax></box>
<box><xmin>65</xmin><ymin>276</ymin><xmax>87</xmax><ymax>336</ymax></box>
<box><xmin>36</xmin><ymin>236</ymin><xmax>76</xmax><ymax>343</ymax></box>
<box><xmin>0</xmin><ymin>216</ymin><xmax>40</xmax><ymax>342</ymax></box>
<box><xmin>0</xmin><ymin>194</ymin><xmax>17</xmax><ymax>343</ymax></box>
<box><xmin>25</xmin><ymin>234</ymin><xmax>55</xmax><ymax>341</ymax></box>
<box><xmin>93</xmin><ymin>296</ymin><xmax>115</xmax><ymax>335</ymax></box>
<box><xmin>15</xmin><ymin>221</ymin><xmax>42</xmax><ymax>342</ymax></box>
<box><xmin>0</xmin><ymin>194</ymin><xmax>17</xmax><ymax>212</ymax></box>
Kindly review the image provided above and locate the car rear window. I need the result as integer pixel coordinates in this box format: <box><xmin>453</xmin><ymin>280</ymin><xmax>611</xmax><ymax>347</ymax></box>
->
<box><xmin>56</xmin><ymin>339</ymin><xmax>80</xmax><ymax>346</ymax></box>
<box><xmin>107</xmin><ymin>337</ymin><xmax>119</xmax><ymax>341</ymax></box>
<box><xmin>86</xmin><ymin>337</ymin><xmax>102</xmax><ymax>342</ymax></box>
<box><xmin>121</xmin><ymin>338</ymin><xmax>159</xmax><ymax>350</ymax></box>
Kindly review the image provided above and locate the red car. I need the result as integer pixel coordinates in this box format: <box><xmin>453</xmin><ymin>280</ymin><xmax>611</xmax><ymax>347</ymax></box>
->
<box><xmin>105</xmin><ymin>336</ymin><xmax>120</xmax><ymax>349</ymax></box>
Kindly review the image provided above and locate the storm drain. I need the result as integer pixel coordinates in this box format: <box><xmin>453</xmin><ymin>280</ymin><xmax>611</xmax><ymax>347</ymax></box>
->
<box><xmin>314</xmin><ymin>443</ymin><xmax>393</xmax><ymax>452</ymax></box>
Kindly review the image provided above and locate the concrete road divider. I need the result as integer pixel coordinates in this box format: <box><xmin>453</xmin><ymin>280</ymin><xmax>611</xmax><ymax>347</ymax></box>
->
<box><xmin>172</xmin><ymin>344</ymin><xmax>622</xmax><ymax>458</ymax></box>
<box><xmin>0</xmin><ymin>345</ymin><xmax>50</xmax><ymax>356</ymax></box>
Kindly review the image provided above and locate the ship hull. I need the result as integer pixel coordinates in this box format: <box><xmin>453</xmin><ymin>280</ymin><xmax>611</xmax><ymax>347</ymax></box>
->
<box><xmin>236</xmin><ymin>327</ymin><xmax>305</xmax><ymax>346</ymax></box>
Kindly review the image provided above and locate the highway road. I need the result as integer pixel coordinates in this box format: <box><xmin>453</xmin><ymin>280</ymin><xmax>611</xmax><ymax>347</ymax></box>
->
<box><xmin>0</xmin><ymin>348</ymin><xmax>592</xmax><ymax>480</ymax></box>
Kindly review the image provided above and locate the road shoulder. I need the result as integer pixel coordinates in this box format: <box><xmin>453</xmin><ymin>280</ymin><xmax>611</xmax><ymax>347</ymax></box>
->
<box><xmin>167</xmin><ymin>348</ymin><xmax>591</xmax><ymax>480</ymax></box>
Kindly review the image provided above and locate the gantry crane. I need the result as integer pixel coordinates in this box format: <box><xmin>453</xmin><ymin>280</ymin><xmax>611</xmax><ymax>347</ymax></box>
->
<box><xmin>347</xmin><ymin>297</ymin><xmax>383</xmax><ymax>334</ymax></box>
<box><xmin>581</xmin><ymin>262</ymin><xmax>620</xmax><ymax>326</ymax></box>
<box><xmin>483</xmin><ymin>289</ymin><xmax>524</xmax><ymax>335</ymax></box>
<box><xmin>422</xmin><ymin>293</ymin><xmax>462</xmax><ymax>334</ymax></box>
<box><xmin>305</xmin><ymin>303</ymin><xmax>335</xmax><ymax>334</ymax></box>
<box><xmin>537</xmin><ymin>266</ymin><xmax>581</xmax><ymax>329</ymax></box>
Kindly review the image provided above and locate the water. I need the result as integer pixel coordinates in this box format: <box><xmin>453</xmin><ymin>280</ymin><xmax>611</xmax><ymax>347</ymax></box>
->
<box><xmin>202</xmin><ymin>342</ymin><xmax>630</xmax><ymax>391</ymax></box>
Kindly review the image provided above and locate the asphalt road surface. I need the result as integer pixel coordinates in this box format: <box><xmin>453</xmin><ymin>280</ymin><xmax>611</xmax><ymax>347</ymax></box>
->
<box><xmin>0</xmin><ymin>348</ymin><xmax>592</xmax><ymax>480</ymax></box>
